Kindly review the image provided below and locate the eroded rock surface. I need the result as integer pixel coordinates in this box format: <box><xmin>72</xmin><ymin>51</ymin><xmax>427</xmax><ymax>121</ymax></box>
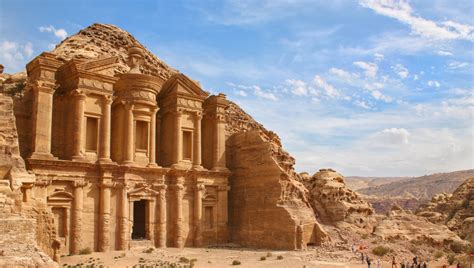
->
<box><xmin>417</xmin><ymin>177</ymin><xmax>474</xmax><ymax>243</ymax></box>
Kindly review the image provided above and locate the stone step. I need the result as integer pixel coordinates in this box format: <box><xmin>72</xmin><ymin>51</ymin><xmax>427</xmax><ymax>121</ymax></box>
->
<box><xmin>129</xmin><ymin>239</ymin><xmax>154</xmax><ymax>249</ymax></box>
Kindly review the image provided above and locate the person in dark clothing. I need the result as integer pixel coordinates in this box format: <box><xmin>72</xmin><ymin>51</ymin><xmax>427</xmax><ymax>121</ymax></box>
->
<box><xmin>367</xmin><ymin>257</ymin><xmax>372</xmax><ymax>268</ymax></box>
<box><xmin>413</xmin><ymin>256</ymin><xmax>418</xmax><ymax>265</ymax></box>
<box><xmin>361</xmin><ymin>253</ymin><xmax>365</xmax><ymax>264</ymax></box>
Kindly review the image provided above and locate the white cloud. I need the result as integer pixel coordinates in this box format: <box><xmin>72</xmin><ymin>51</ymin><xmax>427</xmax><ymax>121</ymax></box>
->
<box><xmin>359</xmin><ymin>0</ymin><xmax>474</xmax><ymax>41</ymax></box>
<box><xmin>286</xmin><ymin>79</ymin><xmax>309</xmax><ymax>96</ymax></box>
<box><xmin>329</xmin><ymin>67</ymin><xmax>358</xmax><ymax>82</ymax></box>
<box><xmin>253</xmin><ymin>85</ymin><xmax>278</xmax><ymax>101</ymax></box>
<box><xmin>39</xmin><ymin>25</ymin><xmax>68</xmax><ymax>40</ymax></box>
<box><xmin>373</xmin><ymin>128</ymin><xmax>410</xmax><ymax>145</ymax></box>
<box><xmin>436</xmin><ymin>50</ymin><xmax>453</xmax><ymax>56</ymax></box>
<box><xmin>313</xmin><ymin>75</ymin><xmax>340</xmax><ymax>98</ymax></box>
<box><xmin>353</xmin><ymin>61</ymin><xmax>378</xmax><ymax>78</ymax></box>
<box><xmin>371</xmin><ymin>90</ymin><xmax>393</xmax><ymax>102</ymax></box>
<box><xmin>354</xmin><ymin>99</ymin><xmax>371</xmax><ymax>109</ymax></box>
<box><xmin>0</xmin><ymin>41</ymin><xmax>34</xmax><ymax>73</ymax></box>
<box><xmin>448</xmin><ymin>61</ymin><xmax>469</xmax><ymax>69</ymax></box>
<box><xmin>235</xmin><ymin>90</ymin><xmax>247</xmax><ymax>97</ymax></box>
<box><xmin>364</xmin><ymin>82</ymin><xmax>385</xmax><ymax>91</ymax></box>
<box><xmin>413</xmin><ymin>74</ymin><xmax>419</xmax><ymax>80</ymax></box>
<box><xmin>392</xmin><ymin>63</ymin><xmax>409</xmax><ymax>79</ymax></box>
<box><xmin>427</xmin><ymin>80</ymin><xmax>441</xmax><ymax>88</ymax></box>
<box><xmin>374</xmin><ymin>53</ymin><xmax>384</xmax><ymax>61</ymax></box>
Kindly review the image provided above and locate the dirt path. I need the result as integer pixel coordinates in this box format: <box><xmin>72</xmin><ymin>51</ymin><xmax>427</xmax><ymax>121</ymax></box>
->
<box><xmin>60</xmin><ymin>247</ymin><xmax>452</xmax><ymax>268</ymax></box>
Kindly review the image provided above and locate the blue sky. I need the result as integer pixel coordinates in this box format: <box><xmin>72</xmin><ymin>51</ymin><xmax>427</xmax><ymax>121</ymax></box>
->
<box><xmin>1</xmin><ymin>0</ymin><xmax>473</xmax><ymax>176</ymax></box>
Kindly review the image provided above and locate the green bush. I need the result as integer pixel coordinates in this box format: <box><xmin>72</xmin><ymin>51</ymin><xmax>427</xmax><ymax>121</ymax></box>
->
<box><xmin>266</xmin><ymin>252</ymin><xmax>272</xmax><ymax>257</ymax></box>
<box><xmin>450</xmin><ymin>241</ymin><xmax>467</xmax><ymax>253</ymax></box>
<box><xmin>179</xmin><ymin>257</ymin><xmax>190</xmax><ymax>263</ymax></box>
<box><xmin>447</xmin><ymin>254</ymin><xmax>456</xmax><ymax>265</ymax></box>
<box><xmin>371</xmin><ymin>245</ymin><xmax>391</xmax><ymax>256</ymax></box>
<box><xmin>79</xmin><ymin>247</ymin><xmax>92</xmax><ymax>255</ymax></box>
<box><xmin>143</xmin><ymin>247</ymin><xmax>154</xmax><ymax>254</ymax></box>
<box><xmin>232</xmin><ymin>260</ymin><xmax>241</xmax><ymax>265</ymax></box>
<box><xmin>260</xmin><ymin>256</ymin><xmax>266</xmax><ymax>261</ymax></box>
<box><xmin>277</xmin><ymin>255</ymin><xmax>284</xmax><ymax>260</ymax></box>
<box><xmin>434</xmin><ymin>251</ymin><xmax>444</xmax><ymax>259</ymax></box>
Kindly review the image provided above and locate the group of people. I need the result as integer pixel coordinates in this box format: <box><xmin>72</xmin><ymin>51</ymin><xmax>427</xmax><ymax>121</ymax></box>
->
<box><xmin>350</xmin><ymin>244</ymin><xmax>430</xmax><ymax>268</ymax></box>
<box><xmin>391</xmin><ymin>255</ymin><xmax>429</xmax><ymax>268</ymax></box>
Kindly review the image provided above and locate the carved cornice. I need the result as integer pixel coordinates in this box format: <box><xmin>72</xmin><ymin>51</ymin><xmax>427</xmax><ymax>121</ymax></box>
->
<box><xmin>72</xmin><ymin>180</ymin><xmax>88</xmax><ymax>188</ymax></box>
<box><xmin>34</xmin><ymin>179</ymin><xmax>52</xmax><ymax>187</ymax></box>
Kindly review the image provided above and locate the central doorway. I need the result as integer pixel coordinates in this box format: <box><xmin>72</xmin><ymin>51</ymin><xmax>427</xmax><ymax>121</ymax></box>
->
<box><xmin>132</xmin><ymin>200</ymin><xmax>147</xmax><ymax>240</ymax></box>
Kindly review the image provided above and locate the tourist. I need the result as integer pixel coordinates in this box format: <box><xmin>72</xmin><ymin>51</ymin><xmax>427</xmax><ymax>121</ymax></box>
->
<box><xmin>351</xmin><ymin>244</ymin><xmax>355</xmax><ymax>253</ymax></box>
<box><xmin>392</xmin><ymin>256</ymin><xmax>397</xmax><ymax>268</ymax></box>
<box><xmin>377</xmin><ymin>258</ymin><xmax>381</xmax><ymax>268</ymax></box>
<box><xmin>367</xmin><ymin>256</ymin><xmax>372</xmax><ymax>268</ymax></box>
<box><xmin>413</xmin><ymin>256</ymin><xmax>418</xmax><ymax>265</ymax></box>
<box><xmin>456</xmin><ymin>262</ymin><xmax>461</xmax><ymax>268</ymax></box>
<box><xmin>422</xmin><ymin>262</ymin><xmax>427</xmax><ymax>268</ymax></box>
<box><xmin>362</xmin><ymin>252</ymin><xmax>365</xmax><ymax>264</ymax></box>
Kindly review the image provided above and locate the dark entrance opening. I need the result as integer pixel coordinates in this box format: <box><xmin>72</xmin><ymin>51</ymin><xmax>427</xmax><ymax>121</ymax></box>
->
<box><xmin>132</xmin><ymin>200</ymin><xmax>146</xmax><ymax>240</ymax></box>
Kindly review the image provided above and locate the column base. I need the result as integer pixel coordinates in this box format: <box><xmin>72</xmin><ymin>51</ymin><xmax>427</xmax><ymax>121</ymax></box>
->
<box><xmin>122</xmin><ymin>160</ymin><xmax>134</xmax><ymax>166</ymax></box>
<box><xmin>29</xmin><ymin>152</ymin><xmax>58</xmax><ymax>160</ymax></box>
<box><xmin>97</xmin><ymin>158</ymin><xmax>113</xmax><ymax>164</ymax></box>
<box><xmin>171</xmin><ymin>163</ymin><xmax>186</xmax><ymax>170</ymax></box>
<box><xmin>192</xmin><ymin>165</ymin><xmax>205</xmax><ymax>171</ymax></box>
<box><xmin>211</xmin><ymin>167</ymin><xmax>229</xmax><ymax>172</ymax></box>
<box><xmin>147</xmin><ymin>162</ymin><xmax>161</xmax><ymax>168</ymax></box>
<box><xmin>72</xmin><ymin>155</ymin><xmax>88</xmax><ymax>162</ymax></box>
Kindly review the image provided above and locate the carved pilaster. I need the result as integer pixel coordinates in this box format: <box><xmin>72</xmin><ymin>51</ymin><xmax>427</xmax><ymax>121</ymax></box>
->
<box><xmin>98</xmin><ymin>180</ymin><xmax>115</xmax><ymax>252</ymax></box>
<box><xmin>148</xmin><ymin>107</ymin><xmax>159</xmax><ymax>167</ymax></box>
<box><xmin>172</xmin><ymin>178</ymin><xmax>185</xmax><ymax>248</ymax></box>
<box><xmin>123</xmin><ymin>102</ymin><xmax>135</xmax><ymax>165</ymax></box>
<box><xmin>194</xmin><ymin>184</ymin><xmax>206</xmax><ymax>246</ymax></box>
<box><xmin>72</xmin><ymin>89</ymin><xmax>87</xmax><ymax>161</ymax></box>
<box><xmin>98</xmin><ymin>95</ymin><xmax>113</xmax><ymax>163</ymax></box>
<box><xmin>154</xmin><ymin>183</ymin><xmax>167</xmax><ymax>248</ymax></box>
<box><xmin>172</xmin><ymin>110</ymin><xmax>183</xmax><ymax>167</ymax></box>
<box><xmin>192</xmin><ymin>112</ymin><xmax>203</xmax><ymax>170</ymax></box>
<box><xmin>71</xmin><ymin>180</ymin><xmax>87</xmax><ymax>254</ymax></box>
<box><xmin>117</xmin><ymin>182</ymin><xmax>129</xmax><ymax>250</ymax></box>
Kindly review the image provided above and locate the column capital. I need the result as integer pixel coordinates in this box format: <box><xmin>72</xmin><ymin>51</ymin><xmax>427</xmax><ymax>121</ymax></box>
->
<box><xmin>194</xmin><ymin>111</ymin><xmax>203</xmax><ymax>119</ymax></box>
<box><xmin>122</xmin><ymin>100</ymin><xmax>135</xmax><ymax>110</ymax></box>
<box><xmin>102</xmin><ymin>95</ymin><xmax>113</xmax><ymax>105</ymax></box>
<box><xmin>99</xmin><ymin>181</ymin><xmax>116</xmax><ymax>189</ymax></box>
<box><xmin>34</xmin><ymin>179</ymin><xmax>52</xmax><ymax>187</ymax></box>
<box><xmin>72</xmin><ymin>180</ymin><xmax>88</xmax><ymax>188</ymax></box>
<box><xmin>71</xmin><ymin>89</ymin><xmax>87</xmax><ymax>100</ymax></box>
<box><xmin>196</xmin><ymin>184</ymin><xmax>206</xmax><ymax>193</ymax></box>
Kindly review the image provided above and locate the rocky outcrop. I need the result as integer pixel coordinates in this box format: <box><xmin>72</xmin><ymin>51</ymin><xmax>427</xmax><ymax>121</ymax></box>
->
<box><xmin>374</xmin><ymin>207</ymin><xmax>468</xmax><ymax>249</ymax></box>
<box><xmin>417</xmin><ymin>177</ymin><xmax>474</xmax><ymax>243</ymax></box>
<box><xmin>302</xmin><ymin>169</ymin><xmax>376</xmax><ymax>236</ymax></box>
<box><xmin>0</xmin><ymin>94</ymin><xmax>57</xmax><ymax>267</ymax></box>
<box><xmin>358</xmin><ymin>170</ymin><xmax>474</xmax><ymax>200</ymax></box>
<box><xmin>52</xmin><ymin>23</ymin><xmax>176</xmax><ymax>79</ymax></box>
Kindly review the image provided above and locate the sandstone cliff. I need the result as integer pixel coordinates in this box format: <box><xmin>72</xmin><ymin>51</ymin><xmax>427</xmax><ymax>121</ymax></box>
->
<box><xmin>417</xmin><ymin>177</ymin><xmax>474</xmax><ymax>244</ymax></box>
<box><xmin>0</xmin><ymin>94</ymin><xmax>57</xmax><ymax>267</ymax></box>
<box><xmin>302</xmin><ymin>169</ymin><xmax>377</xmax><ymax>237</ymax></box>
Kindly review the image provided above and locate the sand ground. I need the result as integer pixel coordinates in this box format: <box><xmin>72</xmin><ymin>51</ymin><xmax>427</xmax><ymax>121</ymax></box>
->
<box><xmin>60</xmin><ymin>247</ymin><xmax>455</xmax><ymax>268</ymax></box>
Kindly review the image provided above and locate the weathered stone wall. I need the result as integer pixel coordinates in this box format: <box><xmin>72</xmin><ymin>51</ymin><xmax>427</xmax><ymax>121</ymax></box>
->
<box><xmin>227</xmin><ymin>131</ymin><xmax>315</xmax><ymax>249</ymax></box>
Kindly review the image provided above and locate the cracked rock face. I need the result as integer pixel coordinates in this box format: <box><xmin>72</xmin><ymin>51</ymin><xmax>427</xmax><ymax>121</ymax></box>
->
<box><xmin>52</xmin><ymin>23</ymin><xmax>177</xmax><ymax>79</ymax></box>
<box><xmin>417</xmin><ymin>177</ymin><xmax>474</xmax><ymax>243</ymax></box>
<box><xmin>302</xmin><ymin>169</ymin><xmax>377</xmax><ymax>234</ymax></box>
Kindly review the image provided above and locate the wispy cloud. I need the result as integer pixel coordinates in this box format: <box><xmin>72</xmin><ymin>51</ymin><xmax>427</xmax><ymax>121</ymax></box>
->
<box><xmin>359</xmin><ymin>0</ymin><xmax>474</xmax><ymax>41</ymax></box>
<box><xmin>0</xmin><ymin>41</ymin><xmax>34</xmax><ymax>73</ymax></box>
<box><xmin>39</xmin><ymin>25</ymin><xmax>68</xmax><ymax>40</ymax></box>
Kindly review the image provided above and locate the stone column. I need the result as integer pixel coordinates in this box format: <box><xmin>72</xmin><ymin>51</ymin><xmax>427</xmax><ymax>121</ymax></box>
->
<box><xmin>172</xmin><ymin>110</ymin><xmax>183</xmax><ymax>167</ymax></box>
<box><xmin>194</xmin><ymin>184</ymin><xmax>206</xmax><ymax>246</ymax></box>
<box><xmin>147</xmin><ymin>107</ymin><xmax>158</xmax><ymax>167</ymax></box>
<box><xmin>147</xmin><ymin>199</ymin><xmax>155</xmax><ymax>241</ymax></box>
<box><xmin>72</xmin><ymin>89</ymin><xmax>87</xmax><ymax>161</ymax></box>
<box><xmin>123</xmin><ymin>102</ymin><xmax>135</xmax><ymax>165</ymax></box>
<box><xmin>192</xmin><ymin>113</ymin><xmax>203</xmax><ymax>169</ymax></box>
<box><xmin>173</xmin><ymin>177</ymin><xmax>185</xmax><ymax>248</ymax></box>
<box><xmin>212</xmin><ymin>114</ymin><xmax>227</xmax><ymax>170</ymax></box>
<box><xmin>118</xmin><ymin>183</ymin><xmax>129</xmax><ymax>250</ymax></box>
<box><xmin>99</xmin><ymin>180</ymin><xmax>114</xmax><ymax>252</ymax></box>
<box><xmin>98</xmin><ymin>95</ymin><xmax>112</xmax><ymax>163</ymax></box>
<box><xmin>71</xmin><ymin>180</ymin><xmax>87</xmax><ymax>254</ymax></box>
<box><xmin>217</xmin><ymin>185</ymin><xmax>230</xmax><ymax>243</ymax></box>
<box><xmin>155</xmin><ymin>184</ymin><xmax>167</xmax><ymax>248</ymax></box>
<box><xmin>30</xmin><ymin>84</ymin><xmax>57</xmax><ymax>159</ymax></box>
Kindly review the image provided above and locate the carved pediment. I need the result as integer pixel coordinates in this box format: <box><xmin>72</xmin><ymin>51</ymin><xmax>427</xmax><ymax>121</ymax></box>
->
<box><xmin>159</xmin><ymin>73</ymin><xmax>208</xmax><ymax>100</ymax></box>
<box><xmin>128</xmin><ymin>186</ymin><xmax>159</xmax><ymax>199</ymax></box>
<box><xmin>47</xmin><ymin>190</ymin><xmax>73</xmax><ymax>202</ymax></box>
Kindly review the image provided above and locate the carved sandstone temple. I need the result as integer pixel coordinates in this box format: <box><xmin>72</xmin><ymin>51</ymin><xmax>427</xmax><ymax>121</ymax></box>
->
<box><xmin>18</xmin><ymin>47</ymin><xmax>230</xmax><ymax>255</ymax></box>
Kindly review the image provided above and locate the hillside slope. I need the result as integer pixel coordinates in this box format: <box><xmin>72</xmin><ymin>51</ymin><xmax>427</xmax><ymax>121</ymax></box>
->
<box><xmin>358</xmin><ymin>170</ymin><xmax>474</xmax><ymax>200</ymax></box>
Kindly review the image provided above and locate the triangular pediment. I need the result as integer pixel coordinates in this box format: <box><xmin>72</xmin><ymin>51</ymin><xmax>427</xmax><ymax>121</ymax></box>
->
<box><xmin>159</xmin><ymin>73</ymin><xmax>209</xmax><ymax>100</ymax></box>
<box><xmin>128</xmin><ymin>186</ymin><xmax>159</xmax><ymax>197</ymax></box>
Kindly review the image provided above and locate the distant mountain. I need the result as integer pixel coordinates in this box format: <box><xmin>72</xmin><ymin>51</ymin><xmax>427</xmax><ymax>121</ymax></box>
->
<box><xmin>344</xmin><ymin>176</ymin><xmax>408</xmax><ymax>190</ymax></box>
<box><xmin>357</xmin><ymin>170</ymin><xmax>474</xmax><ymax>200</ymax></box>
